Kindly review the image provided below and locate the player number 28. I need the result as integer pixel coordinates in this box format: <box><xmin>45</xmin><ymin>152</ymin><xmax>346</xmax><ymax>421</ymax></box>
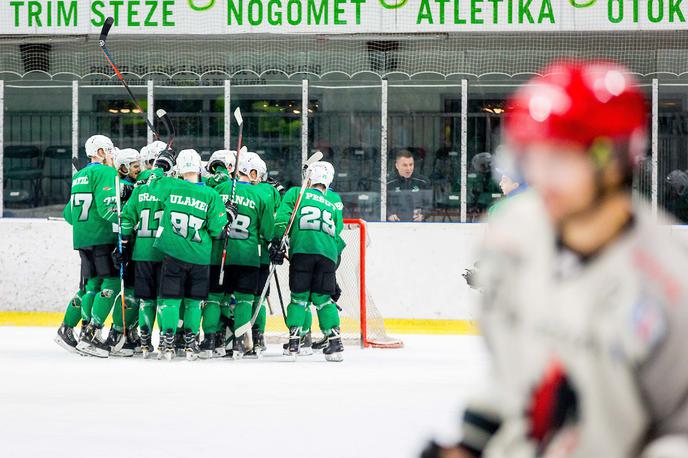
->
<box><xmin>299</xmin><ymin>206</ymin><xmax>335</xmax><ymax>236</ymax></box>
<box><xmin>228</xmin><ymin>214</ymin><xmax>251</xmax><ymax>240</ymax></box>
<box><xmin>170</xmin><ymin>211</ymin><xmax>204</xmax><ymax>242</ymax></box>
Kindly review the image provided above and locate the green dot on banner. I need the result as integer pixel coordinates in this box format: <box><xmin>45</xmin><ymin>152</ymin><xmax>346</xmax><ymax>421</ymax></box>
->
<box><xmin>379</xmin><ymin>0</ymin><xmax>409</xmax><ymax>10</ymax></box>
<box><xmin>569</xmin><ymin>0</ymin><xmax>597</xmax><ymax>8</ymax></box>
<box><xmin>188</xmin><ymin>0</ymin><xmax>216</xmax><ymax>12</ymax></box>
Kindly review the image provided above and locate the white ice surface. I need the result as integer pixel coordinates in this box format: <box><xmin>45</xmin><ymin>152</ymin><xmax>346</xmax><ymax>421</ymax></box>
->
<box><xmin>0</xmin><ymin>328</ymin><xmax>488</xmax><ymax>458</ymax></box>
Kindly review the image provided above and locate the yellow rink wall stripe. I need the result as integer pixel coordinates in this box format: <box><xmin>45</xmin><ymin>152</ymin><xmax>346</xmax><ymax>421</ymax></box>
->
<box><xmin>0</xmin><ymin>311</ymin><xmax>480</xmax><ymax>335</ymax></box>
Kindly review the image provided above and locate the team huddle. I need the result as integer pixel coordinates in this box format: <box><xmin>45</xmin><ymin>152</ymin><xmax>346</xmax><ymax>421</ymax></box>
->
<box><xmin>54</xmin><ymin>135</ymin><xmax>346</xmax><ymax>362</ymax></box>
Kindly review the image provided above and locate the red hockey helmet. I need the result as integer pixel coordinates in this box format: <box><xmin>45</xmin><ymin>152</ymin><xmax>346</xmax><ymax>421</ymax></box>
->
<box><xmin>504</xmin><ymin>60</ymin><xmax>647</xmax><ymax>167</ymax></box>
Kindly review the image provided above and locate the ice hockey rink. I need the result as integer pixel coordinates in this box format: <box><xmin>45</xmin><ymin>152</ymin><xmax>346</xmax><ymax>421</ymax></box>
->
<box><xmin>0</xmin><ymin>328</ymin><xmax>488</xmax><ymax>458</ymax></box>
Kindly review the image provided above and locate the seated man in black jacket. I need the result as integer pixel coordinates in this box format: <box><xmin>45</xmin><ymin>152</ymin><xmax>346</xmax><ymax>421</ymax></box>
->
<box><xmin>386</xmin><ymin>149</ymin><xmax>431</xmax><ymax>222</ymax></box>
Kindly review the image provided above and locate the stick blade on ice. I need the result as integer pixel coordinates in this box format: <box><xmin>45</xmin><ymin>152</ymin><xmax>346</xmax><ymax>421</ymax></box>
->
<box><xmin>99</xmin><ymin>17</ymin><xmax>114</xmax><ymax>45</ymax></box>
<box><xmin>234</xmin><ymin>107</ymin><xmax>243</xmax><ymax>126</ymax></box>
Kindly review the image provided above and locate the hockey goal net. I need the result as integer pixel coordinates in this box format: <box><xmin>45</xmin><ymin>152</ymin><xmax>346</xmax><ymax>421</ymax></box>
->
<box><xmin>266</xmin><ymin>219</ymin><xmax>403</xmax><ymax>349</ymax></box>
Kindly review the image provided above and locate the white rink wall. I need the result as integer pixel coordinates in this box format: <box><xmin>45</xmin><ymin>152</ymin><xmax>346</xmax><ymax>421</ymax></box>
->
<box><xmin>2</xmin><ymin>218</ymin><xmax>687</xmax><ymax>320</ymax></box>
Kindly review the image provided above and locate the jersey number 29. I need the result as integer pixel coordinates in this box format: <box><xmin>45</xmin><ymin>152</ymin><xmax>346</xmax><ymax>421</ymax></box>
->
<box><xmin>299</xmin><ymin>206</ymin><xmax>335</xmax><ymax>236</ymax></box>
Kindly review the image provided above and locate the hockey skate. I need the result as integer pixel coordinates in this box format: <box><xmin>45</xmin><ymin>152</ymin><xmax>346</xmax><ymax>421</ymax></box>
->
<box><xmin>184</xmin><ymin>331</ymin><xmax>201</xmax><ymax>361</ymax></box>
<box><xmin>76</xmin><ymin>323</ymin><xmax>110</xmax><ymax>358</ymax></box>
<box><xmin>285</xmin><ymin>327</ymin><xmax>301</xmax><ymax>361</ymax></box>
<box><xmin>244</xmin><ymin>329</ymin><xmax>265</xmax><ymax>359</ymax></box>
<box><xmin>214</xmin><ymin>331</ymin><xmax>227</xmax><ymax>358</ymax></box>
<box><xmin>232</xmin><ymin>331</ymin><xmax>253</xmax><ymax>360</ymax></box>
<box><xmin>312</xmin><ymin>334</ymin><xmax>328</xmax><ymax>352</ymax></box>
<box><xmin>323</xmin><ymin>328</ymin><xmax>344</xmax><ymax>362</ymax></box>
<box><xmin>198</xmin><ymin>332</ymin><xmax>215</xmax><ymax>359</ymax></box>
<box><xmin>55</xmin><ymin>323</ymin><xmax>80</xmax><ymax>354</ymax></box>
<box><xmin>282</xmin><ymin>331</ymin><xmax>313</xmax><ymax>356</ymax></box>
<box><xmin>140</xmin><ymin>329</ymin><xmax>154</xmax><ymax>359</ymax></box>
<box><xmin>174</xmin><ymin>330</ymin><xmax>185</xmax><ymax>357</ymax></box>
<box><xmin>161</xmin><ymin>330</ymin><xmax>176</xmax><ymax>361</ymax></box>
<box><xmin>111</xmin><ymin>329</ymin><xmax>140</xmax><ymax>357</ymax></box>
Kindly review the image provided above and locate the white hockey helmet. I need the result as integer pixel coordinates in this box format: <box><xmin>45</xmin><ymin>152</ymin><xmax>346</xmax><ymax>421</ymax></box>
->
<box><xmin>141</xmin><ymin>141</ymin><xmax>167</xmax><ymax>164</ymax></box>
<box><xmin>308</xmin><ymin>161</ymin><xmax>335</xmax><ymax>188</ymax></box>
<box><xmin>237</xmin><ymin>151</ymin><xmax>262</xmax><ymax>178</ymax></box>
<box><xmin>207</xmin><ymin>149</ymin><xmax>237</xmax><ymax>174</ymax></box>
<box><xmin>255</xmin><ymin>157</ymin><xmax>268</xmax><ymax>181</ymax></box>
<box><xmin>176</xmin><ymin>149</ymin><xmax>203</xmax><ymax>175</ymax></box>
<box><xmin>85</xmin><ymin>135</ymin><xmax>115</xmax><ymax>158</ymax></box>
<box><xmin>114</xmin><ymin>148</ymin><xmax>141</xmax><ymax>172</ymax></box>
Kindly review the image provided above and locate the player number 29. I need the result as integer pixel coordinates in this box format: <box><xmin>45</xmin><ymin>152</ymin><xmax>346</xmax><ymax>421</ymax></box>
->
<box><xmin>299</xmin><ymin>206</ymin><xmax>335</xmax><ymax>236</ymax></box>
<box><xmin>170</xmin><ymin>211</ymin><xmax>204</xmax><ymax>242</ymax></box>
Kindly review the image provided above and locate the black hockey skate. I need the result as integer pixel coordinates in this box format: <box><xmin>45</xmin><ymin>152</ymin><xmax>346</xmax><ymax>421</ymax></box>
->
<box><xmin>140</xmin><ymin>329</ymin><xmax>154</xmax><ymax>359</ymax></box>
<box><xmin>184</xmin><ymin>331</ymin><xmax>201</xmax><ymax>361</ymax></box>
<box><xmin>285</xmin><ymin>326</ymin><xmax>301</xmax><ymax>360</ymax></box>
<box><xmin>282</xmin><ymin>330</ymin><xmax>312</xmax><ymax>356</ymax></box>
<box><xmin>55</xmin><ymin>323</ymin><xmax>79</xmax><ymax>354</ymax></box>
<box><xmin>199</xmin><ymin>333</ymin><xmax>215</xmax><ymax>359</ymax></box>
<box><xmin>174</xmin><ymin>330</ymin><xmax>185</xmax><ymax>357</ymax></box>
<box><xmin>76</xmin><ymin>323</ymin><xmax>110</xmax><ymax>358</ymax></box>
<box><xmin>232</xmin><ymin>331</ymin><xmax>253</xmax><ymax>360</ymax></box>
<box><xmin>112</xmin><ymin>329</ymin><xmax>140</xmax><ymax>357</ymax></box>
<box><xmin>312</xmin><ymin>334</ymin><xmax>328</xmax><ymax>352</ymax></box>
<box><xmin>162</xmin><ymin>329</ymin><xmax>176</xmax><ymax>361</ymax></box>
<box><xmin>214</xmin><ymin>330</ymin><xmax>227</xmax><ymax>358</ymax></box>
<box><xmin>79</xmin><ymin>320</ymin><xmax>89</xmax><ymax>339</ymax></box>
<box><xmin>322</xmin><ymin>328</ymin><xmax>344</xmax><ymax>362</ymax></box>
<box><xmin>244</xmin><ymin>329</ymin><xmax>265</xmax><ymax>359</ymax></box>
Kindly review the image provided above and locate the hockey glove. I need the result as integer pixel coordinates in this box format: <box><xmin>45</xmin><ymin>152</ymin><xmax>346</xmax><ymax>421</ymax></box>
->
<box><xmin>269</xmin><ymin>238</ymin><xmax>286</xmax><ymax>265</ymax></box>
<box><xmin>153</xmin><ymin>148</ymin><xmax>176</xmax><ymax>172</ymax></box>
<box><xmin>265</xmin><ymin>176</ymin><xmax>285</xmax><ymax>196</ymax></box>
<box><xmin>225</xmin><ymin>201</ymin><xmax>239</xmax><ymax>226</ymax></box>
<box><xmin>331</xmin><ymin>281</ymin><xmax>342</xmax><ymax>303</ymax></box>
<box><xmin>111</xmin><ymin>237</ymin><xmax>131</xmax><ymax>271</ymax></box>
<box><xmin>119</xmin><ymin>183</ymin><xmax>133</xmax><ymax>203</ymax></box>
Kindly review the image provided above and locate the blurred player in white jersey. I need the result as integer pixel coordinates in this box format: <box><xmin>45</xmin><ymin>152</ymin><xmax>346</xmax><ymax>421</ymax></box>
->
<box><xmin>424</xmin><ymin>60</ymin><xmax>688</xmax><ymax>458</ymax></box>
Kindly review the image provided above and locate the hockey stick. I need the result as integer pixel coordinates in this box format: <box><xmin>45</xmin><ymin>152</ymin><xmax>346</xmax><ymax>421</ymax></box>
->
<box><xmin>112</xmin><ymin>176</ymin><xmax>127</xmax><ymax>353</ymax></box>
<box><xmin>156</xmin><ymin>109</ymin><xmax>176</xmax><ymax>150</ymax></box>
<box><xmin>273</xmin><ymin>269</ymin><xmax>288</xmax><ymax>324</ymax></box>
<box><xmin>250</xmin><ymin>151</ymin><xmax>324</xmax><ymax>326</ymax></box>
<box><xmin>98</xmin><ymin>17</ymin><xmax>161</xmax><ymax>140</ymax></box>
<box><xmin>218</xmin><ymin>108</ymin><xmax>244</xmax><ymax>286</ymax></box>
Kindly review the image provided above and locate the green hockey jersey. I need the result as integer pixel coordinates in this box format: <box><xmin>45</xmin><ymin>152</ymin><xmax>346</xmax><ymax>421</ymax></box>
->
<box><xmin>63</xmin><ymin>162</ymin><xmax>118</xmax><ymax>249</ymax></box>
<box><xmin>120</xmin><ymin>178</ymin><xmax>165</xmax><ymax>262</ymax></box>
<box><xmin>274</xmin><ymin>187</ymin><xmax>344</xmax><ymax>264</ymax></box>
<box><xmin>213</xmin><ymin>180</ymin><xmax>275</xmax><ymax>267</ymax></box>
<box><xmin>147</xmin><ymin>171</ymin><xmax>227</xmax><ymax>265</ymax></box>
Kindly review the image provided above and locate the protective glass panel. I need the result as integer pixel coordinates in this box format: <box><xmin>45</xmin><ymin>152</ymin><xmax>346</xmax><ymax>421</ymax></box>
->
<box><xmin>154</xmin><ymin>85</ymin><xmax>224</xmax><ymax>161</ymax></box>
<box><xmin>658</xmin><ymin>83</ymin><xmax>688</xmax><ymax>223</ymax></box>
<box><xmin>387</xmin><ymin>82</ymin><xmax>462</xmax><ymax>222</ymax></box>
<box><xmin>309</xmin><ymin>81</ymin><xmax>382</xmax><ymax>221</ymax></box>
<box><xmin>78</xmin><ymin>84</ymin><xmax>149</xmax><ymax>164</ymax></box>
<box><xmin>4</xmin><ymin>82</ymin><xmax>72</xmax><ymax>217</ymax></box>
<box><xmin>231</xmin><ymin>81</ymin><xmax>303</xmax><ymax>190</ymax></box>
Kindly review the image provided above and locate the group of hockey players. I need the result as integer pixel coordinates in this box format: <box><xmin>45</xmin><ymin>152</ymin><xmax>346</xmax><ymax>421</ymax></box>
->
<box><xmin>54</xmin><ymin>135</ymin><xmax>347</xmax><ymax>362</ymax></box>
